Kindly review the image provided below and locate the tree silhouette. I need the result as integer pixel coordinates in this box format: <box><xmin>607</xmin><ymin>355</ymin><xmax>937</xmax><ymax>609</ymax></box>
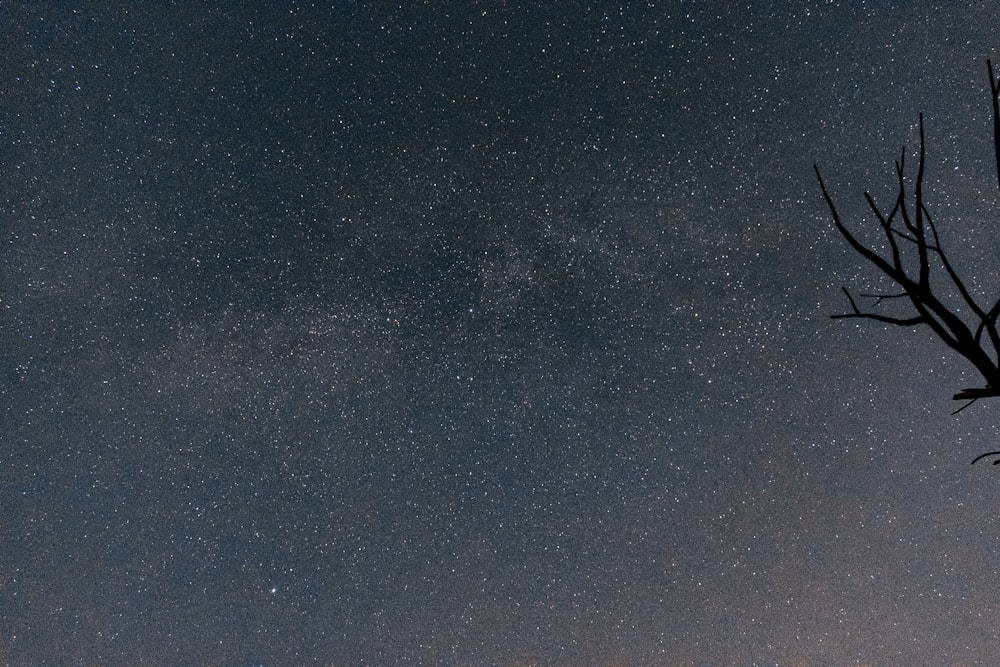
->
<box><xmin>815</xmin><ymin>60</ymin><xmax>1000</xmax><ymax>414</ymax></box>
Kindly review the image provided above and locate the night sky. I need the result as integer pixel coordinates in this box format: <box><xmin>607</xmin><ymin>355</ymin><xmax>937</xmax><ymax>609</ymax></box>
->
<box><xmin>3</xmin><ymin>3</ymin><xmax>1000</xmax><ymax>665</ymax></box>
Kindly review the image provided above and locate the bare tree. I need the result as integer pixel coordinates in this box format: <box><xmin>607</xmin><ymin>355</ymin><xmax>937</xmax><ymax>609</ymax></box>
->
<box><xmin>815</xmin><ymin>60</ymin><xmax>1000</xmax><ymax>413</ymax></box>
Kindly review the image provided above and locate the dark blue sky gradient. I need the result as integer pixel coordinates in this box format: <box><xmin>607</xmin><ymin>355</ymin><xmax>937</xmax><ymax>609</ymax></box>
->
<box><xmin>3</xmin><ymin>3</ymin><xmax>1000</xmax><ymax>665</ymax></box>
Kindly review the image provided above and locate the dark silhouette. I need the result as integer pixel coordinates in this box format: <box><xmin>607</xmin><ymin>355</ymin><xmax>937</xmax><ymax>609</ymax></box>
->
<box><xmin>815</xmin><ymin>60</ymin><xmax>1000</xmax><ymax>417</ymax></box>
<box><xmin>970</xmin><ymin>451</ymin><xmax>1000</xmax><ymax>465</ymax></box>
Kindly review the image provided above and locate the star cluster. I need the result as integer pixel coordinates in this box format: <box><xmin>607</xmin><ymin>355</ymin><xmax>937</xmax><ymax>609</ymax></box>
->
<box><xmin>3</xmin><ymin>3</ymin><xmax>1000</xmax><ymax>665</ymax></box>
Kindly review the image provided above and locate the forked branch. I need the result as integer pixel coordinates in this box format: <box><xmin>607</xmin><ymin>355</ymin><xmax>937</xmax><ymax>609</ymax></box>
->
<box><xmin>815</xmin><ymin>60</ymin><xmax>1000</xmax><ymax>401</ymax></box>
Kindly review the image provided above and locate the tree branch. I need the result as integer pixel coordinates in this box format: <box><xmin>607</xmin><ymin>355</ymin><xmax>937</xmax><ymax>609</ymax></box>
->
<box><xmin>990</xmin><ymin>59</ymin><xmax>1000</xmax><ymax>193</ymax></box>
<box><xmin>830</xmin><ymin>288</ymin><xmax>926</xmax><ymax>325</ymax></box>
<box><xmin>815</xmin><ymin>61</ymin><xmax>1000</xmax><ymax>397</ymax></box>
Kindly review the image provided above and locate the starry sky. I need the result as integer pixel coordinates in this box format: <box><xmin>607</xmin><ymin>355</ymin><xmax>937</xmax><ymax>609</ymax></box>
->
<box><xmin>3</xmin><ymin>2</ymin><xmax>1000</xmax><ymax>665</ymax></box>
